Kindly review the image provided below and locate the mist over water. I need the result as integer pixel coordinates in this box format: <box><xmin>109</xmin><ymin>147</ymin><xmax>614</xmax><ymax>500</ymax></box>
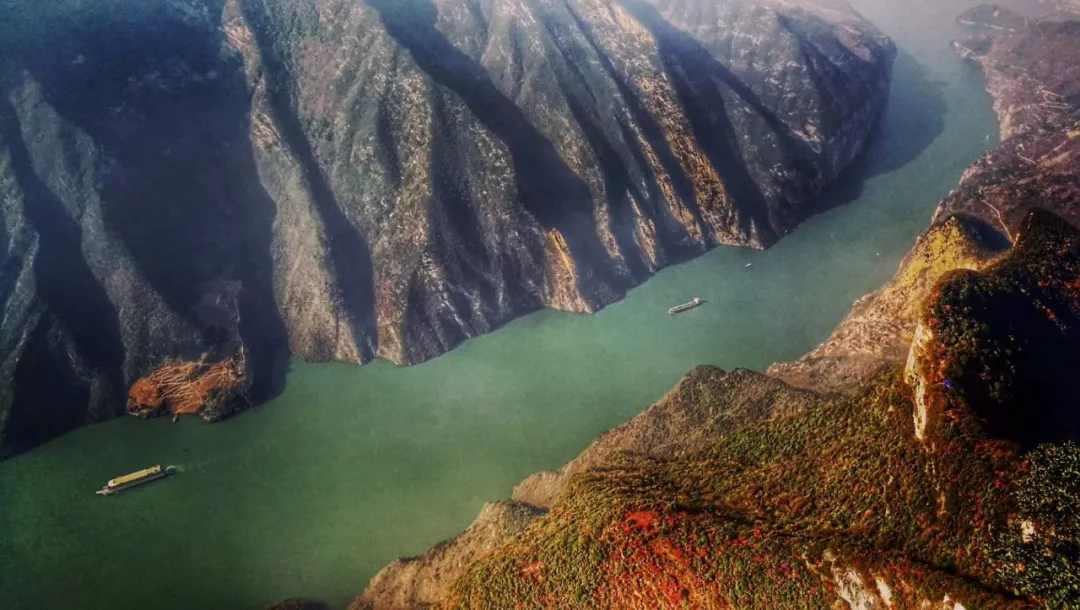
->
<box><xmin>0</xmin><ymin>2</ymin><xmax>999</xmax><ymax>609</ymax></box>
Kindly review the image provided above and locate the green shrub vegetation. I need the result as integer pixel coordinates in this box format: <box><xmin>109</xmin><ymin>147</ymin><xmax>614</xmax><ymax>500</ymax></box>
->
<box><xmin>995</xmin><ymin>442</ymin><xmax>1080</xmax><ymax>608</ymax></box>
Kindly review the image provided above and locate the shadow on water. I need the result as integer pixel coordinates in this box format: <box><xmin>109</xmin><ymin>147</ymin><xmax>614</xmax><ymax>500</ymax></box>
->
<box><xmin>5</xmin><ymin>0</ymin><xmax>289</xmax><ymax>409</ymax></box>
<box><xmin>365</xmin><ymin>0</ymin><xmax>621</xmax><ymax>294</ymax></box>
<box><xmin>862</xmin><ymin>50</ymin><xmax>948</xmax><ymax>179</ymax></box>
<box><xmin>803</xmin><ymin>49</ymin><xmax>948</xmax><ymax>215</ymax></box>
<box><xmin>0</xmin><ymin>93</ymin><xmax>126</xmax><ymax>456</ymax></box>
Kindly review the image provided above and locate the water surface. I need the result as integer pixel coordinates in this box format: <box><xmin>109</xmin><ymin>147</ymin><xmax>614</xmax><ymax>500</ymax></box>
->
<box><xmin>0</xmin><ymin>3</ymin><xmax>1000</xmax><ymax>609</ymax></box>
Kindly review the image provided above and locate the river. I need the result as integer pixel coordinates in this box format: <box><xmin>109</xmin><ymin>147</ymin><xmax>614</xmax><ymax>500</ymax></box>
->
<box><xmin>0</xmin><ymin>2</ymin><xmax>1000</xmax><ymax>608</ymax></box>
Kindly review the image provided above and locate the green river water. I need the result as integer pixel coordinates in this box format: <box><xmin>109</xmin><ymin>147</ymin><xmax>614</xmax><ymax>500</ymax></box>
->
<box><xmin>0</xmin><ymin>2</ymin><xmax>1001</xmax><ymax>609</ymax></box>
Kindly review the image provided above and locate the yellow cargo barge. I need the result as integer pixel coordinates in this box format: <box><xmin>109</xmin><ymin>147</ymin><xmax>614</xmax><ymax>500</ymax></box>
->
<box><xmin>96</xmin><ymin>465</ymin><xmax>178</xmax><ymax>496</ymax></box>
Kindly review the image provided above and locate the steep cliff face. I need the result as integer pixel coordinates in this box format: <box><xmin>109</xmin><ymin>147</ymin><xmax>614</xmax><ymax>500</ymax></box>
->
<box><xmin>232</xmin><ymin>0</ymin><xmax>894</xmax><ymax>364</ymax></box>
<box><xmin>0</xmin><ymin>0</ymin><xmax>894</xmax><ymax>457</ymax></box>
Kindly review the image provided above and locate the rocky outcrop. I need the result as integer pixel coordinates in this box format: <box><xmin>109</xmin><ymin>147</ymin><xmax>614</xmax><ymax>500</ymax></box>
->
<box><xmin>0</xmin><ymin>0</ymin><xmax>894</xmax><ymax>457</ymax></box>
<box><xmin>807</xmin><ymin>549</ymin><xmax>1008</xmax><ymax>610</ymax></box>
<box><xmin>904</xmin><ymin>318</ymin><xmax>938</xmax><ymax>443</ymax></box>
<box><xmin>906</xmin><ymin>210</ymin><xmax>1080</xmax><ymax>449</ymax></box>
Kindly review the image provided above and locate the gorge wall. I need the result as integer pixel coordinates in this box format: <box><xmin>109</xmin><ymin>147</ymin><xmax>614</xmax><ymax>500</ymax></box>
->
<box><xmin>0</xmin><ymin>0</ymin><xmax>895</xmax><ymax>457</ymax></box>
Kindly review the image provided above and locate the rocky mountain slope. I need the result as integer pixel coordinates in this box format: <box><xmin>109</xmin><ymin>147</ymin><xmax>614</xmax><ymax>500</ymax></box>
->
<box><xmin>351</xmin><ymin>13</ymin><xmax>1080</xmax><ymax>610</ymax></box>
<box><xmin>0</xmin><ymin>0</ymin><xmax>894</xmax><ymax>457</ymax></box>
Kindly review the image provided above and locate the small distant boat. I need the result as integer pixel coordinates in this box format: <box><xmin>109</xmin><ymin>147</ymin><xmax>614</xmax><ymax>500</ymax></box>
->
<box><xmin>96</xmin><ymin>465</ymin><xmax>178</xmax><ymax>496</ymax></box>
<box><xmin>745</xmin><ymin>263</ymin><xmax>753</xmax><ymax>268</ymax></box>
<box><xmin>668</xmin><ymin>297</ymin><xmax>704</xmax><ymax>315</ymax></box>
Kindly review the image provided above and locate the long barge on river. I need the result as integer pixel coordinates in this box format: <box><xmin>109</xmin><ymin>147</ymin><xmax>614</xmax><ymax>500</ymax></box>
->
<box><xmin>668</xmin><ymin>297</ymin><xmax>704</xmax><ymax>315</ymax></box>
<box><xmin>96</xmin><ymin>465</ymin><xmax>178</xmax><ymax>496</ymax></box>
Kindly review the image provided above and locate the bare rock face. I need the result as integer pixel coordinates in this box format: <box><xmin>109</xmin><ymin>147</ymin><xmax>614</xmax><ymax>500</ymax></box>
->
<box><xmin>904</xmin><ymin>317</ymin><xmax>940</xmax><ymax>444</ymax></box>
<box><xmin>0</xmin><ymin>0</ymin><xmax>894</xmax><ymax>457</ymax></box>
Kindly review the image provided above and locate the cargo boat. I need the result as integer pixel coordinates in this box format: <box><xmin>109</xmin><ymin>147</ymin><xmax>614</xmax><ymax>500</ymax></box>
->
<box><xmin>96</xmin><ymin>465</ymin><xmax>178</xmax><ymax>496</ymax></box>
<box><xmin>668</xmin><ymin>297</ymin><xmax>704</xmax><ymax>315</ymax></box>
